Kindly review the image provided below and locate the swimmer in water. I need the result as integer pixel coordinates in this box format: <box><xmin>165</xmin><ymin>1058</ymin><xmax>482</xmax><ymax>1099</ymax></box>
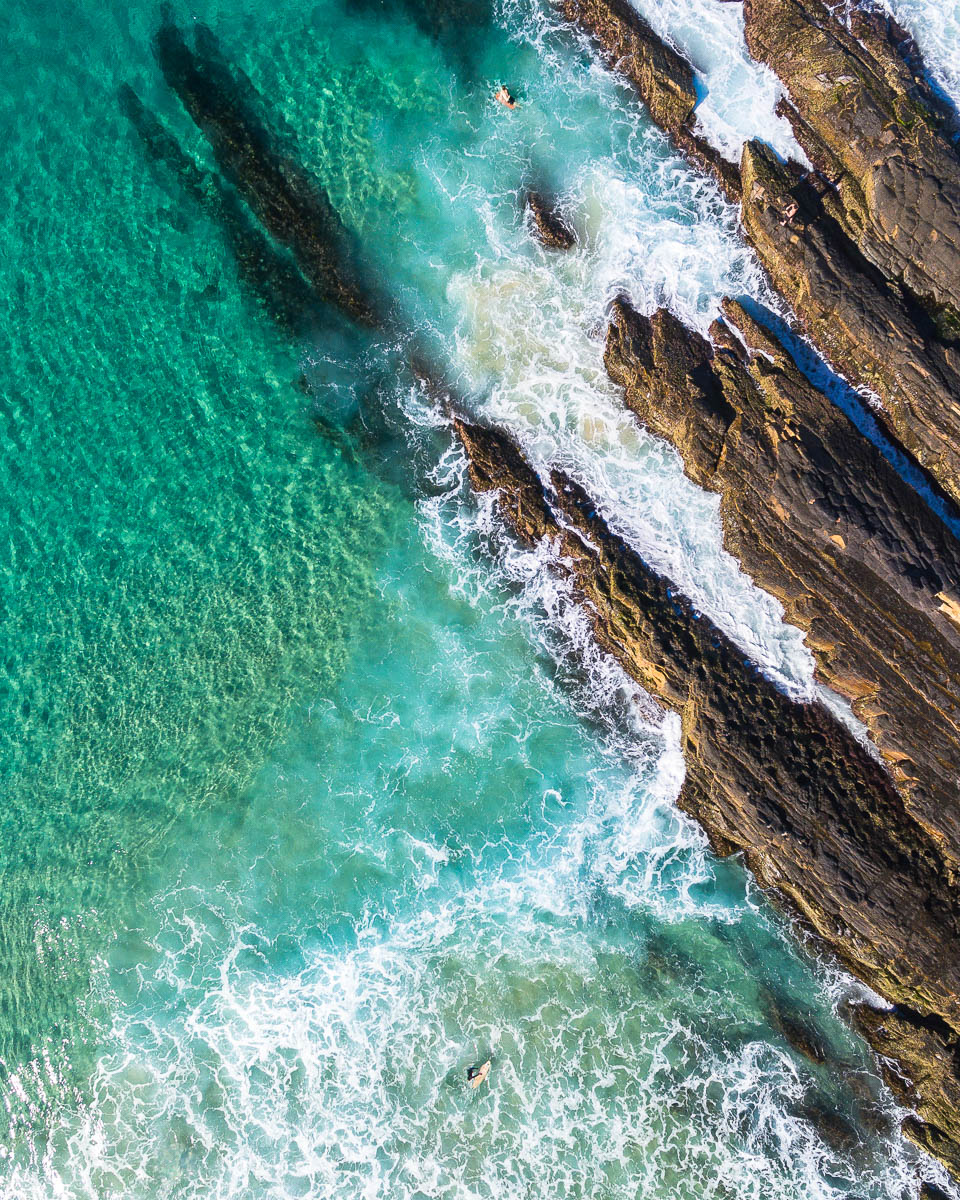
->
<box><xmin>494</xmin><ymin>85</ymin><xmax>516</xmax><ymax>109</ymax></box>
<box><xmin>466</xmin><ymin>1059</ymin><xmax>492</xmax><ymax>1089</ymax></box>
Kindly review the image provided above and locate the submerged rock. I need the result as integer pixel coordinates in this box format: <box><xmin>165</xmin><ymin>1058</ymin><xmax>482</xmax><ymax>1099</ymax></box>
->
<box><xmin>119</xmin><ymin>84</ymin><xmax>318</xmax><ymax>335</ymax></box>
<box><xmin>153</xmin><ymin>14</ymin><xmax>378</xmax><ymax>327</ymax></box>
<box><xmin>453</xmin><ymin>417</ymin><xmax>960</xmax><ymax>1178</ymax></box>
<box><xmin>525</xmin><ymin>192</ymin><xmax>577</xmax><ymax>249</ymax></box>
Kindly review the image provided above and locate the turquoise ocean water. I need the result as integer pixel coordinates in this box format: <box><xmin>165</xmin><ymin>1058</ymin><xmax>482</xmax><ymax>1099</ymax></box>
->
<box><xmin>0</xmin><ymin>0</ymin><xmax>956</xmax><ymax>1195</ymax></box>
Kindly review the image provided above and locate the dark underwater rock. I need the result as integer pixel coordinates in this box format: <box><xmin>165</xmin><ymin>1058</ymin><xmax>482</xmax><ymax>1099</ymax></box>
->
<box><xmin>119</xmin><ymin>84</ymin><xmax>318</xmax><ymax>335</ymax></box>
<box><xmin>525</xmin><ymin>192</ymin><xmax>577</xmax><ymax>249</ymax></box>
<box><xmin>153</xmin><ymin>14</ymin><xmax>378</xmax><ymax>327</ymax></box>
<box><xmin>453</xmin><ymin>416</ymin><xmax>960</xmax><ymax>1177</ymax></box>
<box><xmin>854</xmin><ymin>1004</ymin><xmax>960</xmax><ymax>1176</ymax></box>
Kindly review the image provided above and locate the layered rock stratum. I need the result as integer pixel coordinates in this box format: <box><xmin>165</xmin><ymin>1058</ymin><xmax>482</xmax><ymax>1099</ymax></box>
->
<box><xmin>604</xmin><ymin>295</ymin><xmax>960</xmax><ymax>854</ymax></box>
<box><xmin>453</xmin><ymin>417</ymin><xmax>960</xmax><ymax>1172</ymax></box>
<box><xmin>742</xmin><ymin>0</ymin><xmax>960</xmax><ymax>330</ymax></box>
<box><xmin>557</xmin><ymin>0</ymin><xmax>960</xmax><ymax>1175</ymax></box>
<box><xmin>560</xmin><ymin>0</ymin><xmax>742</xmax><ymax>200</ymax></box>
<box><xmin>561</xmin><ymin>0</ymin><xmax>960</xmax><ymax>504</ymax></box>
<box><xmin>738</xmin><ymin>139</ymin><xmax>960</xmax><ymax>506</ymax></box>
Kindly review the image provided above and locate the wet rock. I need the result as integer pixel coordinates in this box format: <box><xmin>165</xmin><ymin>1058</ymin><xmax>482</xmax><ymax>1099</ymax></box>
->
<box><xmin>562</xmin><ymin>0</ymin><xmax>960</xmax><ymax>502</ymax></box>
<box><xmin>739</xmin><ymin>138</ymin><xmax>960</xmax><ymax>506</ymax></box>
<box><xmin>454</xmin><ymin>416</ymin><xmax>960</xmax><ymax>1177</ymax></box>
<box><xmin>854</xmin><ymin>1005</ymin><xmax>960</xmax><ymax>1177</ymax></box>
<box><xmin>791</xmin><ymin>1094</ymin><xmax>863</xmax><ymax>1155</ymax></box>
<box><xmin>921</xmin><ymin>1182</ymin><xmax>955</xmax><ymax>1200</ymax></box>
<box><xmin>762</xmin><ymin>993</ymin><xmax>831</xmax><ymax>1066</ymax></box>
<box><xmin>453</xmin><ymin>417</ymin><xmax>960</xmax><ymax>1032</ymax></box>
<box><xmin>525</xmin><ymin>192</ymin><xmax>576</xmax><ymax>249</ymax></box>
<box><xmin>742</xmin><ymin>0</ymin><xmax>960</xmax><ymax>328</ymax></box>
<box><xmin>604</xmin><ymin>292</ymin><xmax>960</xmax><ymax>1173</ymax></box>
<box><xmin>560</xmin><ymin>0</ymin><xmax>695</xmax><ymax>131</ymax></box>
<box><xmin>605</xmin><ymin>293</ymin><xmax>960</xmax><ymax>852</ymax></box>
<box><xmin>560</xmin><ymin>0</ymin><xmax>742</xmax><ymax>201</ymax></box>
<box><xmin>153</xmin><ymin>14</ymin><xmax>378</xmax><ymax>327</ymax></box>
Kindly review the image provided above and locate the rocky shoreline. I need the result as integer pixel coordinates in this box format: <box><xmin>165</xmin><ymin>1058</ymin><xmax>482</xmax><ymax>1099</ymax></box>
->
<box><xmin>560</xmin><ymin>0</ymin><xmax>960</xmax><ymax>1177</ymax></box>
<box><xmin>140</xmin><ymin>3</ymin><xmax>960</xmax><ymax>1179</ymax></box>
<box><xmin>454</xmin><ymin>411</ymin><xmax>960</xmax><ymax>1175</ymax></box>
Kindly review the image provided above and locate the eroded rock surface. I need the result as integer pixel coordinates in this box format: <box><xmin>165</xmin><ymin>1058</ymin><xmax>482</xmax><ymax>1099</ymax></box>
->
<box><xmin>454</xmin><ymin>417</ymin><xmax>960</xmax><ymax>1174</ymax></box>
<box><xmin>743</xmin><ymin>0</ymin><xmax>960</xmax><ymax>330</ymax></box>
<box><xmin>739</xmin><ymin>139</ymin><xmax>960</xmax><ymax>506</ymax></box>
<box><xmin>561</xmin><ymin>0</ymin><xmax>960</xmax><ymax>505</ymax></box>
<box><xmin>604</xmin><ymin>294</ymin><xmax>960</xmax><ymax>851</ymax></box>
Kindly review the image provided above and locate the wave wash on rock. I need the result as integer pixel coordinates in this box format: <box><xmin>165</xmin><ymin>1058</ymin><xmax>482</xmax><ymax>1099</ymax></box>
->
<box><xmin>557</xmin><ymin>0</ymin><xmax>960</xmax><ymax>1180</ymax></box>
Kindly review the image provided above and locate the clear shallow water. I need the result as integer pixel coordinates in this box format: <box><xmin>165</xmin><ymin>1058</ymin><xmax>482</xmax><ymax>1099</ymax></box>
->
<box><xmin>0</xmin><ymin>0</ymin><xmax>955</xmax><ymax>1195</ymax></box>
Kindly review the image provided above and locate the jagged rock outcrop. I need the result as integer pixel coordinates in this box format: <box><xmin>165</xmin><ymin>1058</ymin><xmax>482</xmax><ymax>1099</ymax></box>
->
<box><xmin>855</xmin><ymin>1005</ymin><xmax>960</xmax><ymax>1172</ymax></box>
<box><xmin>734</xmin><ymin>0</ymin><xmax>960</xmax><ymax>505</ymax></box>
<box><xmin>739</xmin><ymin>139</ymin><xmax>960</xmax><ymax>507</ymax></box>
<box><xmin>560</xmin><ymin>0</ymin><xmax>960</xmax><ymax>505</ymax></box>
<box><xmin>742</xmin><ymin>0</ymin><xmax>960</xmax><ymax>332</ymax></box>
<box><xmin>525</xmin><ymin>192</ymin><xmax>577</xmax><ymax>249</ymax></box>
<box><xmin>560</xmin><ymin>0</ymin><xmax>742</xmax><ymax>200</ymax></box>
<box><xmin>454</xmin><ymin>417</ymin><xmax>960</xmax><ymax>1173</ymax></box>
<box><xmin>604</xmin><ymin>294</ymin><xmax>960</xmax><ymax>851</ymax></box>
<box><xmin>153</xmin><ymin>15</ymin><xmax>378</xmax><ymax>326</ymax></box>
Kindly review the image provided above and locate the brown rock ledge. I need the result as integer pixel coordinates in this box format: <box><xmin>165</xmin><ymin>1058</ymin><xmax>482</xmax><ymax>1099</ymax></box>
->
<box><xmin>739</xmin><ymin>139</ymin><xmax>960</xmax><ymax>507</ymax></box>
<box><xmin>453</xmin><ymin>416</ymin><xmax>960</xmax><ymax>1175</ymax></box>
<box><xmin>604</xmin><ymin>293</ymin><xmax>960</xmax><ymax>854</ymax></box>
<box><xmin>742</xmin><ymin>0</ymin><xmax>960</xmax><ymax>330</ymax></box>
<box><xmin>561</xmin><ymin>0</ymin><xmax>960</xmax><ymax>505</ymax></box>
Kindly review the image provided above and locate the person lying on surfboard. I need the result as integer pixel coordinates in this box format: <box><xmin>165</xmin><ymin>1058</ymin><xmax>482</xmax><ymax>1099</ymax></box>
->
<box><xmin>466</xmin><ymin>1058</ymin><xmax>492</xmax><ymax>1088</ymax></box>
<box><xmin>494</xmin><ymin>85</ymin><xmax>516</xmax><ymax>109</ymax></box>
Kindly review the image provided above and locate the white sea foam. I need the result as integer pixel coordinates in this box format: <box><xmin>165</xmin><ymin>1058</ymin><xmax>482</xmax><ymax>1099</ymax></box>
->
<box><xmin>877</xmin><ymin>0</ymin><xmax>960</xmax><ymax>110</ymax></box>
<box><xmin>13</xmin><ymin>416</ymin><xmax>942</xmax><ymax>1199</ymax></box>
<box><xmin>625</xmin><ymin>0</ymin><xmax>806</xmax><ymax>161</ymax></box>
<box><xmin>441</xmin><ymin>144</ymin><xmax>819</xmax><ymax>697</ymax></box>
